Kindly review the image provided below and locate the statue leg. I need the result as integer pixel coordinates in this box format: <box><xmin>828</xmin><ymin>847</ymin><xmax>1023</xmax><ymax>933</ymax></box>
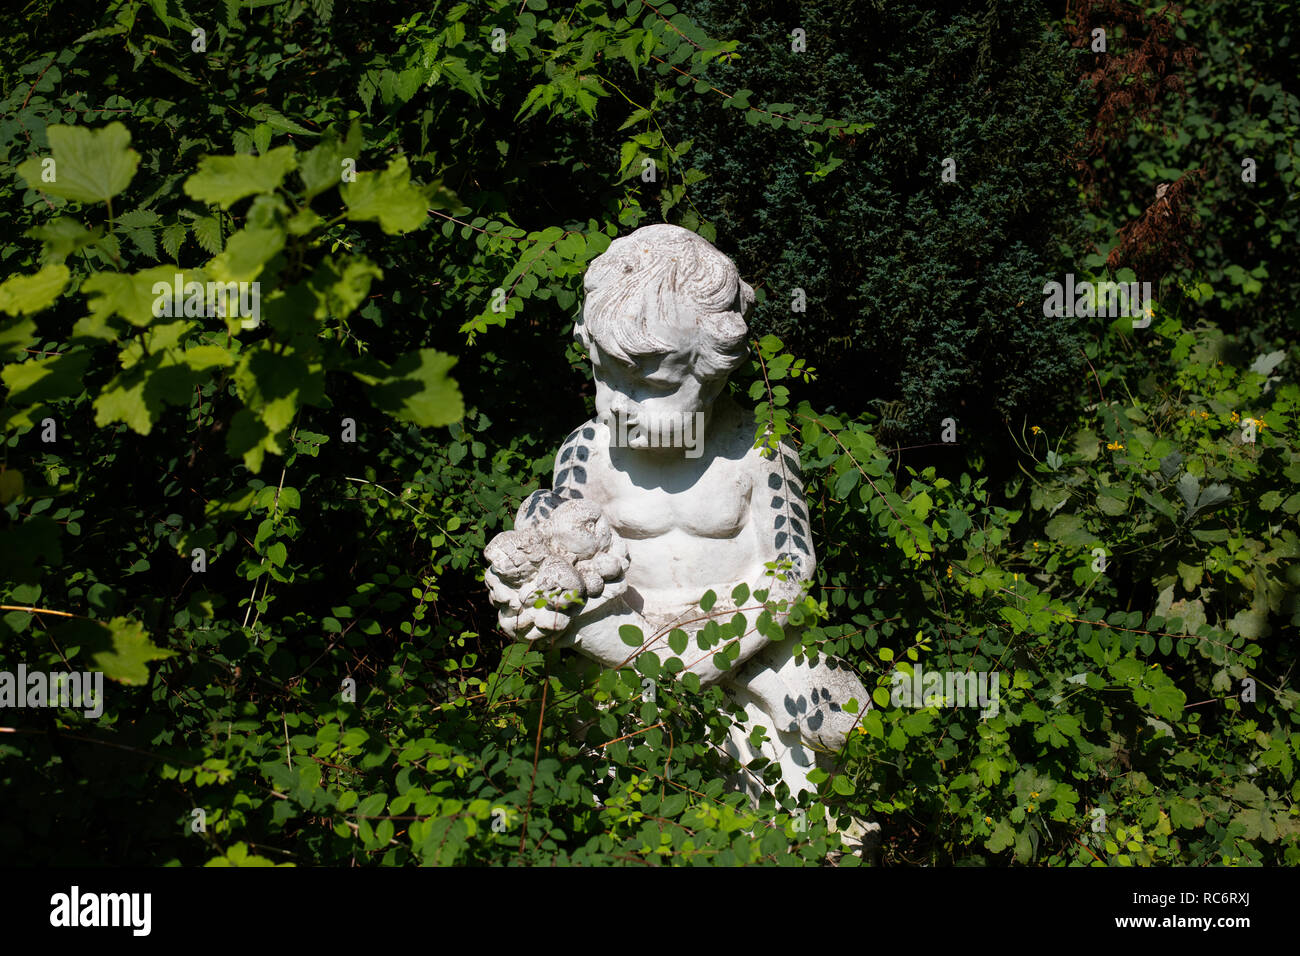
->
<box><xmin>722</xmin><ymin>639</ymin><xmax>880</xmax><ymax>861</ymax></box>
<box><xmin>724</xmin><ymin>637</ymin><xmax>870</xmax><ymax>754</ymax></box>
<box><xmin>721</xmin><ymin>682</ymin><xmax>820</xmax><ymax>801</ymax></box>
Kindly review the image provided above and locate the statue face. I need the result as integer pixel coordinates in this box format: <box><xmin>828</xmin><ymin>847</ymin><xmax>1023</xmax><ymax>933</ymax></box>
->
<box><xmin>580</xmin><ymin>225</ymin><xmax>750</xmax><ymax>456</ymax></box>
<box><xmin>591</xmin><ymin>339</ymin><xmax>725</xmax><ymax>455</ymax></box>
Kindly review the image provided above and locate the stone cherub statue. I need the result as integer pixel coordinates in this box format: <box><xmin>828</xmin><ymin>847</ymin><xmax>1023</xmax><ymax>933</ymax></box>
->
<box><xmin>483</xmin><ymin>223</ymin><xmax>868</xmax><ymax>797</ymax></box>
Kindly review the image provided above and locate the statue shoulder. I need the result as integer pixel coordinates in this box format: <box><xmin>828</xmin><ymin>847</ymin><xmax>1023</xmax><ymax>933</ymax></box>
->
<box><xmin>745</xmin><ymin>428</ymin><xmax>805</xmax><ymax>485</ymax></box>
<box><xmin>554</xmin><ymin>418</ymin><xmax>610</xmax><ymax>499</ymax></box>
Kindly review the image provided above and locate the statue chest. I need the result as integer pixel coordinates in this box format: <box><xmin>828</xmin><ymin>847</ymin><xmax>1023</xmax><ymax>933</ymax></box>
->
<box><xmin>598</xmin><ymin>465</ymin><xmax>753</xmax><ymax>539</ymax></box>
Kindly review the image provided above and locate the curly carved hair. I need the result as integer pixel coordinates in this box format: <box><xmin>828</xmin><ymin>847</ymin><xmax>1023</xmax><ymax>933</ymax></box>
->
<box><xmin>577</xmin><ymin>224</ymin><xmax>753</xmax><ymax>380</ymax></box>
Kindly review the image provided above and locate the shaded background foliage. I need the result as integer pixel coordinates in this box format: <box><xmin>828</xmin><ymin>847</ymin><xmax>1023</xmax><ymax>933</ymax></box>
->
<box><xmin>663</xmin><ymin>0</ymin><xmax>1091</xmax><ymax>446</ymax></box>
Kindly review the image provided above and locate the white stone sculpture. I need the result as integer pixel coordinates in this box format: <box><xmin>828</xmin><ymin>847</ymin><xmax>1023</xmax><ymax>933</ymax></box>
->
<box><xmin>483</xmin><ymin>223</ymin><xmax>869</xmax><ymax>798</ymax></box>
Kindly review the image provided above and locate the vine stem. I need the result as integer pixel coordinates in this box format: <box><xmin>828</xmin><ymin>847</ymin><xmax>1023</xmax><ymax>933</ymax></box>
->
<box><xmin>518</xmin><ymin>650</ymin><xmax>553</xmax><ymax>859</ymax></box>
<box><xmin>0</xmin><ymin>605</ymin><xmax>79</xmax><ymax>618</ymax></box>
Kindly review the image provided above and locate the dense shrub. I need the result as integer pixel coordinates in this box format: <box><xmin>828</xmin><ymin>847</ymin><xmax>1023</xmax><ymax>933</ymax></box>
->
<box><xmin>662</xmin><ymin>0</ymin><xmax>1091</xmax><ymax>442</ymax></box>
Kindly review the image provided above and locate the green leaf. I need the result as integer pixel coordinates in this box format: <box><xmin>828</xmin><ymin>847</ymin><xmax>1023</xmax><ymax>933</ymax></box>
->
<box><xmin>1147</xmin><ymin>683</ymin><xmax>1186</xmax><ymax>721</ymax></box>
<box><xmin>1169</xmin><ymin>798</ymin><xmax>1203</xmax><ymax>830</ymax></box>
<box><xmin>0</xmin><ymin>264</ymin><xmax>70</xmax><ymax>316</ymax></box>
<box><xmin>986</xmin><ymin>820</ymin><xmax>1015</xmax><ymax>853</ymax></box>
<box><xmin>81</xmin><ymin>266</ymin><xmax>185</xmax><ymax>327</ymax></box>
<box><xmin>1194</xmin><ymin>483</ymin><xmax>1231</xmax><ymax>513</ymax></box>
<box><xmin>660</xmin><ymin>792</ymin><xmax>688</xmax><ymax>817</ymax></box>
<box><xmin>27</xmin><ymin>218</ymin><xmax>102</xmax><ymax>262</ymax></box>
<box><xmin>91</xmin><ymin>617</ymin><xmax>176</xmax><ymax>685</ymax></box>
<box><xmin>361</xmin><ymin>349</ymin><xmax>464</xmax><ymax>427</ymax></box>
<box><xmin>208</xmin><ymin>227</ymin><xmax>285</xmax><ymax>282</ymax></box>
<box><xmin>0</xmin><ymin>315</ymin><xmax>36</xmax><ymax>363</ymax></box>
<box><xmin>618</xmin><ymin>624</ymin><xmax>643</xmax><ymax>647</ymax></box>
<box><xmin>18</xmin><ymin>123</ymin><xmax>140</xmax><ymax>204</ymax></box>
<box><xmin>1108</xmin><ymin>657</ymin><xmax>1143</xmax><ymax>682</ymax></box>
<box><xmin>300</xmin><ymin>124</ymin><xmax>362</xmax><ymax>199</ymax></box>
<box><xmin>309</xmin><ymin>256</ymin><xmax>383</xmax><ymax>319</ymax></box>
<box><xmin>160</xmin><ymin>222</ymin><xmax>187</xmax><ymax>260</ymax></box>
<box><xmin>1</xmin><ymin>350</ymin><xmax>91</xmax><ymax>404</ymax></box>
<box><xmin>117</xmin><ymin>208</ymin><xmax>161</xmax><ymax>229</ymax></box>
<box><xmin>699</xmin><ymin>589</ymin><xmax>717</xmax><ymax>612</ymax></box>
<box><xmin>183</xmin><ymin>146</ymin><xmax>297</xmax><ymax>209</ymax></box>
<box><xmin>341</xmin><ymin>156</ymin><xmax>428</xmax><ymax>234</ymax></box>
<box><xmin>192</xmin><ymin>216</ymin><xmax>223</xmax><ymax>254</ymax></box>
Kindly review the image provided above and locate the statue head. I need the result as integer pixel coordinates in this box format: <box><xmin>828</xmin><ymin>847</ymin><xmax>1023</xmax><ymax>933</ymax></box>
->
<box><xmin>577</xmin><ymin>224</ymin><xmax>753</xmax><ymax>453</ymax></box>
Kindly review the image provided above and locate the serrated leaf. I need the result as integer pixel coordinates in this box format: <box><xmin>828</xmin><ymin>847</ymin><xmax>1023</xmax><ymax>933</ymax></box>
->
<box><xmin>17</xmin><ymin>123</ymin><xmax>140</xmax><ymax>204</ymax></box>
<box><xmin>358</xmin><ymin>70</ymin><xmax>381</xmax><ymax>115</ymax></box>
<box><xmin>0</xmin><ymin>264</ymin><xmax>70</xmax><ymax>316</ymax></box>
<box><xmin>91</xmin><ymin>617</ymin><xmax>176</xmax><ymax>685</ymax></box>
<box><xmin>299</xmin><ymin>120</ymin><xmax>361</xmax><ymax>199</ymax></box>
<box><xmin>161</xmin><ymin>222</ymin><xmax>187</xmax><ymax>260</ymax></box>
<box><xmin>27</xmin><ymin>217</ymin><xmax>103</xmax><ymax>261</ymax></box>
<box><xmin>117</xmin><ymin>208</ymin><xmax>161</xmax><ymax>229</ymax></box>
<box><xmin>341</xmin><ymin>156</ymin><xmax>428</xmax><ymax>234</ymax></box>
<box><xmin>81</xmin><ymin>266</ymin><xmax>182</xmax><ymax>327</ymax></box>
<box><xmin>183</xmin><ymin>146</ymin><xmax>296</xmax><ymax>209</ymax></box>
<box><xmin>1</xmin><ymin>350</ymin><xmax>91</xmax><ymax>404</ymax></box>
<box><xmin>359</xmin><ymin>349</ymin><xmax>463</xmax><ymax>428</ymax></box>
<box><xmin>124</xmin><ymin>226</ymin><xmax>158</xmax><ymax>260</ymax></box>
<box><xmin>208</xmin><ymin>227</ymin><xmax>284</xmax><ymax>282</ymax></box>
<box><xmin>246</xmin><ymin>104</ymin><xmax>317</xmax><ymax>137</ymax></box>
<box><xmin>192</xmin><ymin>216</ymin><xmax>223</xmax><ymax>254</ymax></box>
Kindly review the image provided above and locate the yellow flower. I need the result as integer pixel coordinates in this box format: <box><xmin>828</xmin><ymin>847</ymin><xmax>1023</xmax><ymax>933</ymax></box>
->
<box><xmin>1030</xmin><ymin>791</ymin><xmax>1039</xmax><ymax>798</ymax></box>
<box><xmin>1032</xmin><ymin>541</ymin><xmax>1039</xmax><ymax>550</ymax></box>
<box><xmin>1027</xmin><ymin>803</ymin><xmax>1036</xmax><ymax>813</ymax></box>
<box><xmin>984</xmin><ymin>816</ymin><xmax>992</xmax><ymax>824</ymax></box>
<box><xmin>1230</xmin><ymin>412</ymin><xmax>1240</xmax><ymax>422</ymax></box>
<box><xmin>1030</xmin><ymin>425</ymin><xmax>1041</xmax><ymax>435</ymax></box>
<box><xmin>946</xmin><ymin>564</ymin><xmax>953</xmax><ymax>579</ymax></box>
<box><xmin>1201</xmin><ymin>411</ymin><xmax>1210</xmax><ymax>419</ymax></box>
<box><xmin>1106</xmin><ymin>441</ymin><xmax>1125</xmax><ymax>451</ymax></box>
